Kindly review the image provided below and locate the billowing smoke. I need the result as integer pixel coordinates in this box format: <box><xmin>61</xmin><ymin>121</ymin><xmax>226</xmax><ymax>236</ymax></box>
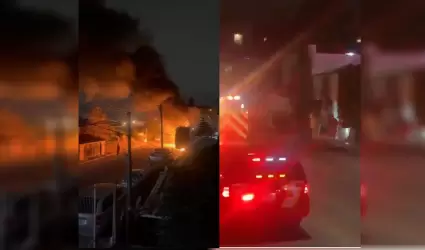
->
<box><xmin>0</xmin><ymin>2</ymin><xmax>76</xmax><ymax>100</ymax></box>
<box><xmin>79</xmin><ymin>0</ymin><xmax>138</xmax><ymax>102</ymax></box>
<box><xmin>79</xmin><ymin>1</ymin><xmax>187</xmax><ymax>116</ymax></box>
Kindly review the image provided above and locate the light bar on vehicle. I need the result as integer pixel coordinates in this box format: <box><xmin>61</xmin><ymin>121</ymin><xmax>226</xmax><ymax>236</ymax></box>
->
<box><xmin>222</xmin><ymin>95</ymin><xmax>241</xmax><ymax>101</ymax></box>
<box><xmin>251</xmin><ymin>156</ymin><xmax>287</xmax><ymax>162</ymax></box>
<box><xmin>255</xmin><ymin>174</ymin><xmax>285</xmax><ymax>179</ymax></box>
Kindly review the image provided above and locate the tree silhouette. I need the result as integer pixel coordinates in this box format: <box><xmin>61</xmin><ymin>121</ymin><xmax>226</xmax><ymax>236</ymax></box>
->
<box><xmin>188</xmin><ymin>97</ymin><xmax>195</xmax><ymax>107</ymax></box>
<box><xmin>82</xmin><ymin>107</ymin><xmax>115</xmax><ymax>140</ymax></box>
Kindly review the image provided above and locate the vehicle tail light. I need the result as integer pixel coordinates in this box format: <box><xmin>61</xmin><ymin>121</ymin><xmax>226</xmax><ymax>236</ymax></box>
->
<box><xmin>252</xmin><ymin>158</ymin><xmax>261</xmax><ymax>162</ymax></box>
<box><xmin>222</xmin><ymin>187</ymin><xmax>230</xmax><ymax>198</ymax></box>
<box><xmin>241</xmin><ymin>193</ymin><xmax>254</xmax><ymax>202</ymax></box>
<box><xmin>255</xmin><ymin>174</ymin><xmax>263</xmax><ymax>179</ymax></box>
<box><xmin>267</xmin><ymin>174</ymin><xmax>274</xmax><ymax>178</ymax></box>
<box><xmin>283</xmin><ymin>181</ymin><xmax>309</xmax><ymax>193</ymax></box>
<box><xmin>304</xmin><ymin>184</ymin><xmax>309</xmax><ymax>194</ymax></box>
<box><xmin>265</xmin><ymin>157</ymin><xmax>274</xmax><ymax>162</ymax></box>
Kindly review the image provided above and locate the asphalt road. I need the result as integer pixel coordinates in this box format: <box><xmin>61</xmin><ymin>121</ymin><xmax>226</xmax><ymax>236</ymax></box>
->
<box><xmin>361</xmin><ymin>147</ymin><xmax>425</xmax><ymax>245</ymax></box>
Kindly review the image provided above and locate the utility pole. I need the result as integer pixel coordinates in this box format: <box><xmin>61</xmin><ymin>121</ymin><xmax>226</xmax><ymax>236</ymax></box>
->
<box><xmin>159</xmin><ymin>104</ymin><xmax>164</xmax><ymax>148</ymax></box>
<box><xmin>125</xmin><ymin>111</ymin><xmax>133</xmax><ymax>247</ymax></box>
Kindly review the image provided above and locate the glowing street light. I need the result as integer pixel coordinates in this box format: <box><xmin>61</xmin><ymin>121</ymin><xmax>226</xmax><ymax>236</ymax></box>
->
<box><xmin>233</xmin><ymin>33</ymin><xmax>243</xmax><ymax>45</ymax></box>
<box><xmin>356</xmin><ymin>38</ymin><xmax>361</xmax><ymax>43</ymax></box>
<box><xmin>345</xmin><ymin>52</ymin><xmax>356</xmax><ymax>57</ymax></box>
<box><xmin>233</xmin><ymin>95</ymin><xmax>241</xmax><ymax>100</ymax></box>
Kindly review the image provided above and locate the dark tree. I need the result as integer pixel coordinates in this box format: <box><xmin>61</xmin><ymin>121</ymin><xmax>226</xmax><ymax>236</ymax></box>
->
<box><xmin>188</xmin><ymin>97</ymin><xmax>195</xmax><ymax>107</ymax></box>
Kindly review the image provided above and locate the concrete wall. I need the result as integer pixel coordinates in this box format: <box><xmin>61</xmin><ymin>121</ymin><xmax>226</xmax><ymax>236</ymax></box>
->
<box><xmin>79</xmin><ymin>141</ymin><xmax>106</xmax><ymax>161</ymax></box>
<box><xmin>105</xmin><ymin>141</ymin><xmax>119</xmax><ymax>155</ymax></box>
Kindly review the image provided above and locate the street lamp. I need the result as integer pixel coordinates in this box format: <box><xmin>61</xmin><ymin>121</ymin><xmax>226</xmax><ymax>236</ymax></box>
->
<box><xmin>356</xmin><ymin>38</ymin><xmax>361</xmax><ymax>43</ymax></box>
<box><xmin>233</xmin><ymin>33</ymin><xmax>243</xmax><ymax>45</ymax></box>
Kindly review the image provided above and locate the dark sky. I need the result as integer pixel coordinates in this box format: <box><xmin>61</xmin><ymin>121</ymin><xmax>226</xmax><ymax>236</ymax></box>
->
<box><xmin>106</xmin><ymin>0</ymin><xmax>220</xmax><ymax>106</ymax></box>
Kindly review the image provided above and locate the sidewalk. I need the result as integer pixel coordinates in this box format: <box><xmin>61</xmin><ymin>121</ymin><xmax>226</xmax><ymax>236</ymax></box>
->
<box><xmin>79</xmin><ymin>143</ymin><xmax>147</xmax><ymax>164</ymax></box>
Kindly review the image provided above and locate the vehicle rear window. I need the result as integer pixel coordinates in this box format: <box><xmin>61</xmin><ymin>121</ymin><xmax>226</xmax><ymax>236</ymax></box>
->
<box><xmin>286</xmin><ymin>162</ymin><xmax>307</xmax><ymax>181</ymax></box>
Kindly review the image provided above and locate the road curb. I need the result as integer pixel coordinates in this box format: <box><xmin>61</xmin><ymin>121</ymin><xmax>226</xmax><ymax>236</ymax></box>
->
<box><xmin>79</xmin><ymin>154</ymin><xmax>120</xmax><ymax>164</ymax></box>
<box><xmin>79</xmin><ymin>145</ymin><xmax>146</xmax><ymax>164</ymax></box>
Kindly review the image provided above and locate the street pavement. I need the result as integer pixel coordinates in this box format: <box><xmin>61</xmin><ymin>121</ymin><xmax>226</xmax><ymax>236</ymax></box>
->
<box><xmin>361</xmin><ymin>146</ymin><xmax>425</xmax><ymax>245</ymax></box>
